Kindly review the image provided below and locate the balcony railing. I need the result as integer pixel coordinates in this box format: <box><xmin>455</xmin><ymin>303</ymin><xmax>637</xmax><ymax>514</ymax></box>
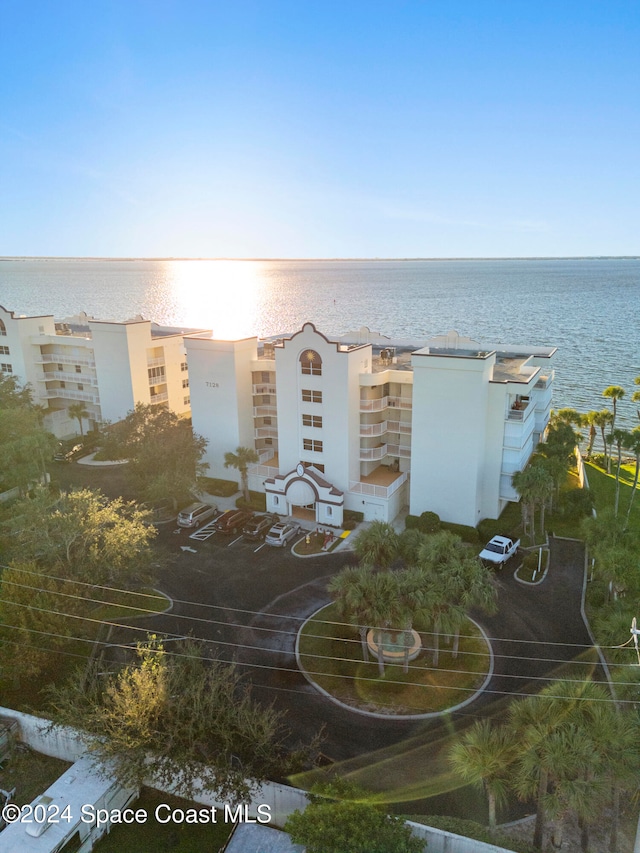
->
<box><xmin>37</xmin><ymin>353</ymin><xmax>96</xmax><ymax>368</ymax></box>
<box><xmin>254</xmin><ymin>426</ymin><xmax>278</xmax><ymax>439</ymax></box>
<box><xmin>359</xmin><ymin>395</ymin><xmax>412</xmax><ymax>412</ymax></box>
<box><xmin>150</xmin><ymin>391</ymin><xmax>169</xmax><ymax>403</ymax></box>
<box><xmin>252</xmin><ymin>384</ymin><xmax>277</xmax><ymax>395</ymax></box>
<box><xmin>253</xmin><ymin>405</ymin><xmax>277</xmax><ymax>417</ymax></box>
<box><xmin>147</xmin><ymin>356</ymin><xmax>166</xmax><ymax>367</ymax></box>
<box><xmin>349</xmin><ymin>471</ymin><xmax>409</xmax><ymax>500</ymax></box>
<box><xmin>38</xmin><ymin>371</ymin><xmax>97</xmax><ymax>384</ymax></box>
<box><xmin>507</xmin><ymin>400</ymin><xmax>533</xmax><ymax>421</ymax></box>
<box><xmin>43</xmin><ymin>389</ymin><xmax>99</xmax><ymax>403</ymax></box>
<box><xmin>359</xmin><ymin>419</ymin><xmax>412</xmax><ymax>437</ymax></box>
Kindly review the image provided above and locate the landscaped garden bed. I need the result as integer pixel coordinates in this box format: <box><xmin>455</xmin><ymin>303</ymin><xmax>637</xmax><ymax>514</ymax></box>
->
<box><xmin>298</xmin><ymin>603</ymin><xmax>490</xmax><ymax>715</ymax></box>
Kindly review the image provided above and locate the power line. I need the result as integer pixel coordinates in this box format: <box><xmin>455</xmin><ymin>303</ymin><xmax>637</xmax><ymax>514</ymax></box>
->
<box><xmin>0</xmin><ymin>562</ymin><xmax>617</xmax><ymax>653</ymax></box>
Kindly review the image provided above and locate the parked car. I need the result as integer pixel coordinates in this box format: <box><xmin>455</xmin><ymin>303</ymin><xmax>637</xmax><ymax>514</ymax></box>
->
<box><xmin>214</xmin><ymin>509</ymin><xmax>254</xmax><ymax>535</ymax></box>
<box><xmin>479</xmin><ymin>535</ymin><xmax>520</xmax><ymax>566</ymax></box>
<box><xmin>53</xmin><ymin>442</ymin><xmax>84</xmax><ymax>462</ymax></box>
<box><xmin>242</xmin><ymin>513</ymin><xmax>279</xmax><ymax>541</ymax></box>
<box><xmin>177</xmin><ymin>502</ymin><xmax>219</xmax><ymax>528</ymax></box>
<box><xmin>265</xmin><ymin>521</ymin><xmax>300</xmax><ymax>547</ymax></box>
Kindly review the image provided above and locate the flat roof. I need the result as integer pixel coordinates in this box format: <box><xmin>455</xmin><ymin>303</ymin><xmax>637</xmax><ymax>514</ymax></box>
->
<box><xmin>224</xmin><ymin>824</ymin><xmax>305</xmax><ymax>852</ymax></box>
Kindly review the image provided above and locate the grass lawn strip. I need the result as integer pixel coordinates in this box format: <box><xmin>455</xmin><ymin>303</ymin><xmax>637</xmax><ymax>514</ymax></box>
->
<box><xmin>299</xmin><ymin>603</ymin><xmax>490</xmax><ymax>715</ymax></box>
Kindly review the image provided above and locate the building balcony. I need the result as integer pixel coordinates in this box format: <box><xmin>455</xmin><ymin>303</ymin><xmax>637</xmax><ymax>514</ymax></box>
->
<box><xmin>38</xmin><ymin>371</ymin><xmax>97</xmax><ymax>384</ymax></box>
<box><xmin>253</xmin><ymin>405</ymin><xmax>277</xmax><ymax>417</ymax></box>
<box><xmin>507</xmin><ymin>399</ymin><xmax>534</xmax><ymax>421</ymax></box>
<box><xmin>147</xmin><ymin>356</ymin><xmax>166</xmax><ymax>368</ymax></box>
<box><xmin>148</xmin><ymin>373</ymin><xmax>166</xmax><ymax>386</ymax></box>
<box><xmin>150</xmin><ymin>391</ymin><xmax>169</xmax><ymax>404</ymax></box>
<box><xmin>359</xmin><ymin>419</ymin><xmax>412</xmax><ymax>437</ymax></box>
<box><xmin>37</xmin><ymin>353</ymin><xmax>96</xmax><ymax>368</ymax></box>
<box><xmin>248</xmin><ymin>450</ymin><xmax>279</xmax><ymax>480</ymax></box>
<box><xmin>43</xmin><ymin>389</ymin><xmax>99</xmax><ymax>404</ymax></box>
<box><xmin>359</xmin><ymin>395</ymin><xmax>412</xmax><ymax>412</ymax></box>
<box><xmin>350</xmin><ymin>469</ymin><xmax>408</xmax><ymax>500</ymax></box>
<box><xmin>254</xmin><ymin>426</ymin><xmax>278</xmax><ymax>439</ymax></box>
<box><xmin>359</xmin><ymin>442</ymin><xmax>411</xmax><ymax>461</ymax></box>
<box><xmin>253</xmin><ymin>383</ymin><xmax>277</xmax><ymax>395</ymax></box>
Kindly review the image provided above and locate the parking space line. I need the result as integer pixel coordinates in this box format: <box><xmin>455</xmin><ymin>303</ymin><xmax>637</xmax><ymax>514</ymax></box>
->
<box><xmin>253</xmin><ymin>542</ymin><xmax>266</xmax><ymax>553</ymax></box>
<box><xmin>228</xmin><ymin>535</ymin><xmax>244</xmax><ymax>547</ymax></box>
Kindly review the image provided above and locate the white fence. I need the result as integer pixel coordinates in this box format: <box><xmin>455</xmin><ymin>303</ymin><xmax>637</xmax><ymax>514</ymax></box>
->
<box><xmin>0</xmin><ymin>707</ymin><xmax>517</xmax><ymax>853</ymax></box>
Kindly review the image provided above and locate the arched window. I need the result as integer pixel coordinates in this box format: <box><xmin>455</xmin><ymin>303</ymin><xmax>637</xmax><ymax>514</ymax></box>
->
<box><xmin>300</xmin><ymin>349</ymin><xmax>322</xmax><ymax>376</ymax></box>
<box><xmin>0</xmin><ymin>318</ymin><xmax>6</xmax><ymax>336</ymax></box>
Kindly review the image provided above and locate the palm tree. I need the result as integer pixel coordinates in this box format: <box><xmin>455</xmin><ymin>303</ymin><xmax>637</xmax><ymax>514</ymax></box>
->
<box><xmin>512</xmin><ymin>464</ymin><xmax>554</xmax><ymax>541</ymax></box>
<box><xmin>602</xmin><ymin>386</ymin><xmax>625</xmax><ymax>472</ymax></box>
<box><xmin>223</xmin><ymin>446</ymin><xmax>259</xmax><ymax>501</ymax></box>
<box><xmin>633</xmin><ymin>375</ymin><xmax>640</xmax><ymax>423</ymax></box>
<box><xmin>353</xmin><ymin>520</ymin><xmax>400</xmax><ymax>570</ymax></box>
<box><xmin>329</xmin><ymin>565</ymin><xmax>378</xmax><ymax>662</ymax></box>
<box><xmin>624</xmin><ymin>426</ymin><xmax>640</xmax><ymax>527</ymax></box>
<box><xmin>67</xmin><ymin>402</ymin><xmax>89</xmax><ymax>437</ymax></box>
<box><xmin>607</xmin><ymin>428</ymin><xmax>629</xmax><ymax>516</ymax></box>
<box><xmin>584</xmin><ymin>410</ymin><xmax>599</xmax><ymax>457</ymax></box>
<box><xmin>449</xmin><ymin>720</ymin><xmax>515</xmax><ymax>829</ymax></box>
<box><xmin>592</xmin><ymin>408</ymin><xmax>614</xmax><ymax>469</ymax></box>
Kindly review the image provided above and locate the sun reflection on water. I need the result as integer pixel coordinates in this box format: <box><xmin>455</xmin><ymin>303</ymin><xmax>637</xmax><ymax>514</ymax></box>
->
<box><xmin>152</xmin><ymin>260</ymin><xmax>269</xmax><ymax>339</ymax></box>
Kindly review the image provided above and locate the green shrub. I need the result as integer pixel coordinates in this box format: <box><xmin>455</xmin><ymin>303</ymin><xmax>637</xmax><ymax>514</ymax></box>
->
<box><xmin>235</xmin><ymin>491</ymin><xmax>266</xmax><ymax>512</ymax></box>
<box><xmin>344</xmin><ymin>509</ymin><xmax>364</xmax><ymax>523</ymax></box>
<box><xmin>559</xmin><ymin>487</ymin><xmax>594</xmax><ymax>518</ymax></box>
<box><xmin>440</xmin><ymin>521</ymin><xmax>480</xmax><ymax>544</ymax></box>
<box><xmin>200</xmin><ymin>477</ymin><xmax>238</xmax><ymax>497</ymax></box>
<box><xmin>476</xmin><ymin>518</ymin><xmax>500</xmax><ymax>541</ymax></box>
<box><xmin>419</xmin><ymin>511</ymin><xmax>441</xmax><ymax>533</ymax></box>
<box><xmin>404</xmin><ymin>514</ymin><xmax>421</xmax><ymax>530</ymax></box>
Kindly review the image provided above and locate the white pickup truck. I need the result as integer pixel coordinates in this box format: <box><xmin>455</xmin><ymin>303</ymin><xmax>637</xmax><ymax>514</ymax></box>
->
<box><xmin>479</xmin><ymin>535</ymin><xmax>520</xmax><ymax>566</ymax></box>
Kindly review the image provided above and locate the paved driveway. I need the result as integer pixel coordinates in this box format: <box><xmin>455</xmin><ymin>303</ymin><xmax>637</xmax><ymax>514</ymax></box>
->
<box><xmin>110</xmin><ymin>527</ymin><xmax>600</xmax><ymax>819</ymax></box>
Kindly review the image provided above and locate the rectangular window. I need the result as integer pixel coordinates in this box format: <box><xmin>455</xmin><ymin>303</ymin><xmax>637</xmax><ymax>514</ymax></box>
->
<box><xmin>59</xmin><ymin>381</ymin><xmax>66</xmax><ymax>388</ymax></box>
<box><xmin>303</xmin><ymin>439</ymin><xmax>323</xmax><ymax>453</ymax></box>
<box><xmin>263</xmin><ymin>417</ymin><xmax>272</xmax><ymax>425</ymax></box>
<box><xmin>261</xmin><ymin>395</ymin><xmax>272</xmax><ymax>404</ymax></box>
<box><xmin>264</xmin><ymin>438</ymin><xmax>273</xmax><ymax>445</ymax></box>
<box><xmin>261</xmin><ymin>371</ymin><xmax>271</xmax><ymax>382</ymax></box>
<box><xmin>303</xmin><ymin>461</ymin><xmax>325</xmax><ymax>473</ymax></box>
<box><xmin>301</xmin><ymin>363</ymin><xmax>322</xmax><ymax>376</ymax></box>
<box><xmin>75</xmin><ymin>365</ymin><xmax>82</xmax><ymax>373</ymax></box>
<box><xmin>302</xmin><ymin>414</ymin><xmax>322</xmax><ymax>428</ymax></box>
<box><xmin>182</xmin><ymin>378</ymin><xmax>189</xmax><ymax>388</ymax></box>
<box><xmin>183</xmin><ymin>395</ymin><xmax>190</xmax><ymax>406</ymax></box>
<box><xmin>58</xmin><ymin>363</ymin><xmax>63</xmax><ymax>371</ymax></box>
<box><xmin>0</xmin><ymin>363</ymin><xmax>12</xmax><ymax>373</ymax></box>
<box><xmin>327</xmin><ymin>506</ymin><xmax>332</xmax><ymax>517</ymax></box>
<box><xmin>0</xmin><ymin>345</ymin><xmax>9</xmax><ymax>355</ymax></box>
<box><xmin>77</xmin><ymin>384</ymin><xmax>83</xmax><ymax>391</ymax></box>
<box><xmin>181</xmin><ymin>361</ymin><xmax>188</xmax><ymax>371</ymax></box>
<box><xmin>302</xmin><ymin>389</ymin><xmax>322</xmax><ymax>403</ymax></box>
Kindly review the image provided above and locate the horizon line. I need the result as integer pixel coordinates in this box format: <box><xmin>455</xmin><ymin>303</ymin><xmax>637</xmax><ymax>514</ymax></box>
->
<box><xmin>1</xmin><ymin>255</ymin><xmax>639</xmax><ymax>262</ymax></box>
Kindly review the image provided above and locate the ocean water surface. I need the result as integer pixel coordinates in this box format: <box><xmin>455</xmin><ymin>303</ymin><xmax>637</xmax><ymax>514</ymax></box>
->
<box><xmin>1</xmin><ymin>257</ymin><xmax>639</xmax><ymax>424</ymax></box>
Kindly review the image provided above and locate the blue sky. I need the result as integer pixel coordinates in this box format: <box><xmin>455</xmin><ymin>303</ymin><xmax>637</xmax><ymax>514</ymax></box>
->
<box><xmin>1</xmin><ymin>1</ymin><xmax>638</xmax><ymax>257</ymax></box>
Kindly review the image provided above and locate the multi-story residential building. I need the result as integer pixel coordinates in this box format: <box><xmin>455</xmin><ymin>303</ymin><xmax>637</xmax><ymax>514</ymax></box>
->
<box><xmin>186</xmin><ymin>322</ymin><xmax>555</xmax><ymax>527</ymax></box>
<box><xmin>0</xmin><ymin>305</ymin><xmax>210</xmax><ymax>438</ymax></box>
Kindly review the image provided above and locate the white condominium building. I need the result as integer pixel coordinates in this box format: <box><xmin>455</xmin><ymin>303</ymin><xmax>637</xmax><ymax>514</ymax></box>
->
<box><xmin>0</xmin><ymin>305</ymin><xmax>210</xmax><ymax>439</ymax></box>
<box><xmin>186</xmin><ymin>323</ymin><xmax>555</xmax><ymax>527</ymax></box>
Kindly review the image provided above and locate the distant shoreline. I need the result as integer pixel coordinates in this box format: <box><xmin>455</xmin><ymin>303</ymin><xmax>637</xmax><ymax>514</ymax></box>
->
<box><xmin>1</xmin><ymin>256</ymin><xmax>639</xmax><ymax>262</ymax></box>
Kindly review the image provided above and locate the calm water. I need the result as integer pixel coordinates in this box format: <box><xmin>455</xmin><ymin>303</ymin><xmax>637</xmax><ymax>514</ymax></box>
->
<box><xmin>1</xmin><ymin>257</ymin><xmax>639</xmax><ymax>424</ymax></box>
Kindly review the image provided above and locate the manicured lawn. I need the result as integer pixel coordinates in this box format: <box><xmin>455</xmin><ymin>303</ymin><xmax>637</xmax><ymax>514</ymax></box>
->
<box><xmin>292</xmin><ymin>530</ymin><xmax>345</xmax><ymax>555</ymax></box>
<box><xmin>93</xmin><ymin>788</ymin><xmax>233</xmax><ymax>853</ymax></box>
<box><xmin>298</xmin><ymin>603</ymin><xmax>490</xmax><ymax>715</ymax></box>
<box><xmin>585</xmin><ymin>461</ymin><xmax>640</xmax><ymax>534</ymax></box>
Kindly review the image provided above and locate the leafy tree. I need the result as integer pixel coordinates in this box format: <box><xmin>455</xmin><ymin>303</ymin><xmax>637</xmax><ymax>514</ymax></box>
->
<box><xmin>224</xmin><ymin>445</ymin><xmax>259</xmax><ymax>501</ymax></box>
<box><xmin>48</xmin><ymin>636</ymin><xmax>319</xmax><ymax>803</ymax></box>
<box><xmin>0</xmin><ymin>561</ymin><xmax>83</xmax><ymax>679</ymax></box>
<box><xmin>285</xmin><ymin>781</ymin><xmax>423</xmax><ymax>853</ymax></box>
<box><xmin>0</xmin><ymin>374</ymin><xmax>56</xmax><ymax>494</ymax></box>
<box><xmin>353</xmin><ymin>520</ymin><xmax>400</xmax><ymax>569</ymax></box>
<box><xmin>449</xmin><ymin>720</ymin><xmax>515</xmax><ymax>829</ymax></box>
<box><xmin>67</xmin><ymin>402</ymin><xmax>89</xmax><ymax>437</ymax></box>
<box><xmin>105</xmin><ymin>403</ymin><xmax>209</xmax><ymax>507</ymax></box>
<box><xmin>6</xmin><ymin>487</ymin><xmax>156</xmax><ymax>585</ymax></box>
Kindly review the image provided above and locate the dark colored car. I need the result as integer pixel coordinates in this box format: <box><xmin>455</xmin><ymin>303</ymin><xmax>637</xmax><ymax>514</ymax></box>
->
<box><xmin>214</xmin><ymin>509</ymin><xmax>254</xmax><ymax>535</ymax></box>
<box><xmin>242</xmin><ymin>513</ymin><xmax>278</xmax><ymax>541</ymax></box>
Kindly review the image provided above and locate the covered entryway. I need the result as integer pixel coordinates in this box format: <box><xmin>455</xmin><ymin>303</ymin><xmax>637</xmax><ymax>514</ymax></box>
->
<box><xmin>264</xmin><ymin>463</ymin><xmax>344</xmax><ymax>527</ymax></box>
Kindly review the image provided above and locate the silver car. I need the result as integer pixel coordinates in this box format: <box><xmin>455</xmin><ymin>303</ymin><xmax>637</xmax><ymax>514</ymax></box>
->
<box><xmin>265</xmin><ymin>522</ymin><xmax>300</xmax><ymax>547</ymax></box>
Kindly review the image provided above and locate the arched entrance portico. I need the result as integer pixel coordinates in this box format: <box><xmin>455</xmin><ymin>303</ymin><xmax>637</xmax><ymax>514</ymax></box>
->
<box><xmin>264</xmin><ymin>463</ymin><xmax>344</xmax><ymax>526</ymax></box>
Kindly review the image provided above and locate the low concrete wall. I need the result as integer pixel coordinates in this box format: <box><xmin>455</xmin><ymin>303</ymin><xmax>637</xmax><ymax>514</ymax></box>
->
<box><xmin>0</xmin><ymin>706</ymin><xmax>517</xmax><ymax>853</ymax></box>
